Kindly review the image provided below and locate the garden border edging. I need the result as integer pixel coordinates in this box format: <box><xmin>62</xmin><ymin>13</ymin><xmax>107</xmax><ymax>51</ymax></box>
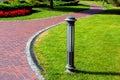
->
<box><xmin>26</xmin><ymin>22</ymin><xmax>64</xmax><ymax>80</ymax></box>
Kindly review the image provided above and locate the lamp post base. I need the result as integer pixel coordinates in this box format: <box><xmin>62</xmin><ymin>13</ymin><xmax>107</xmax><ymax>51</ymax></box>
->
<box><xmin>65</xmin><ymin>65</ymin><xmax>75</xmax><ymax>73</ymax></box>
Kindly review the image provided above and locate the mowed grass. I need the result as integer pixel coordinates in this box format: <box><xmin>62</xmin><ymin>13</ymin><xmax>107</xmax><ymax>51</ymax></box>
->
<box><xmin>34</xmin><ymin>2</ymin><xmax>120</xmax><ymax>80</ymax></box>
<box><xmin>0</xmin><ymin>4</ymin><xmax>89</xmax><ymax>20</ymax></box>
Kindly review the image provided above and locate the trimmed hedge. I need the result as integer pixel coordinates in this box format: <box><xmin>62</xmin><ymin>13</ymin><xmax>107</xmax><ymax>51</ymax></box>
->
<box><xmin>55</xmin><ymin>1</ymin><xmax>79</xmax><ymax>6</ymax></box>
<box><xmin>0</xmin><ymin>3</ymin><xmax>32</xmax><ymax>10</ymax></box>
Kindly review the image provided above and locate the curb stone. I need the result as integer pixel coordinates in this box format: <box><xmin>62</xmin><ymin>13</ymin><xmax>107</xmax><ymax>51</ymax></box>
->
<box><xmin>26</xmin><ymin>22</ymin><xmax>64</xmax><ymax>80</ymax></box>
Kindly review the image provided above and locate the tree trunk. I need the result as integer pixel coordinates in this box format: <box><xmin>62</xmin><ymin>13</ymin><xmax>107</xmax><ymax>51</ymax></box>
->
<box><xmin>50</xmin><ymin>0</ymin><xmax>53</xmax><ymax>9</ymax></box>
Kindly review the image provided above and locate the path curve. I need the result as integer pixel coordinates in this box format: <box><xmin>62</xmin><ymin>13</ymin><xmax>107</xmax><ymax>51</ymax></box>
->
<box><xmin>0</xmin><ymin>4</ymin><xmax>104</xmax><ymax>80</ymax></box>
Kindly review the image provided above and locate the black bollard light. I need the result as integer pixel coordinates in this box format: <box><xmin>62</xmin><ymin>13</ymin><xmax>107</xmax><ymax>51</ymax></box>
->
<box><xmin>65</xmin><ymin>16</ymin><xmax>77</xmax><ymax>73</ymax></box>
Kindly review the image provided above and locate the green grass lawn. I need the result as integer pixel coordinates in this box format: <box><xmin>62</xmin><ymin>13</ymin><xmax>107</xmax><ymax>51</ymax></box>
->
<box><xmin>34</xmin><ymin>1</ymin><xmax>120</xmax><ymax>80</ymax></box>
<box><xmin>0</xmin><ymin>4</ymin><xmax>89</xmax><ymax>20</ymax></box>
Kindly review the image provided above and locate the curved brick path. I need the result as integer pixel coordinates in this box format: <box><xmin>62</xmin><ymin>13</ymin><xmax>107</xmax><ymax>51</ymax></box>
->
<box><xmin>0</xmin><ymin>4</ymin><xmax>104</xmax><ymax>80</ymax></box>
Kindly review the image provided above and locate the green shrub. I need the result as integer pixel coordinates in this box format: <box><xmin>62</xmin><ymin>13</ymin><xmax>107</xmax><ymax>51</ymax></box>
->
<box><xmin>2</xmin><ymin>0</ymin><xmax>10</xmax><ymax>4</ymax></box>
<box><xmin>0</xmin><ymin>3</ymin><xmax>32</xmax><ymax>10</ymax></box>
<box><xmin>55</xmin><ymin>1</ymin><xmax>79</xmax><ymax>6</ymax></box>
<box><xmin>24</xmin><ymin>0</ymin><xmax>39</xmax><ymax>5</ymax></box>
<box><xmin>111</xmin><ymin>0</ymin><xmax>120</xmax><ymax>6</ymax></box>
<box><xmin>62</xmin><ymin>0</ymin><xmax>74</xmax><ymax>2</ymax></box>
<box><xmin>33</xmin><ymin>1</ymin><xmax>48</xmax><ymax>7</ymax></box>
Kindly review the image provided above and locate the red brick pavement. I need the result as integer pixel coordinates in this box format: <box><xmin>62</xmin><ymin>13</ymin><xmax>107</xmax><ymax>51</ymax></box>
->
<box><xmin>0</xmin><ymin>4</ymin><xmax>104</xmax><ymax>80</ymax></box>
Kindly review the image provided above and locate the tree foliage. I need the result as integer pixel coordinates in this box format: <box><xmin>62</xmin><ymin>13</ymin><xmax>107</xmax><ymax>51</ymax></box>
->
<box><xmin>84</xmin><ymin>0</ymin><xmax>120</xmax><ymax>6</ymax></box>
<box><xmin>111</xmin><ymin>0</ymin><xmax>120</xmax><ymax>6</ymax></box>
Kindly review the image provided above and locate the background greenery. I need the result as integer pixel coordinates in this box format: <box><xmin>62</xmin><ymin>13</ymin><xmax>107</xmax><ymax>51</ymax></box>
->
<box><xmin>0</xmin><ymin>0</ymin><xmax>89</xmax><ymax>20</ymax></box>
<box><xmin>81</xmin><ymin>0</ymin><xmax>120</xmax><ymax>6</ymax></box>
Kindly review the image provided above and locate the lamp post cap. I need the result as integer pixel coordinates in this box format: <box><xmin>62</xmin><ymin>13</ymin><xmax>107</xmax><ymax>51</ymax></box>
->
<box><xmin>65</xmin><ymin>16</ymin><xmax>77</xmax><ymax>21</ymax></box>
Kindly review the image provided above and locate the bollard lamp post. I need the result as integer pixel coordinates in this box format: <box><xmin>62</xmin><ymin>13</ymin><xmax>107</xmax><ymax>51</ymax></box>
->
<box><xmin>65</xmin><ymin>16</ymin><xmax>77</xmax><ymax>73</ymax></box>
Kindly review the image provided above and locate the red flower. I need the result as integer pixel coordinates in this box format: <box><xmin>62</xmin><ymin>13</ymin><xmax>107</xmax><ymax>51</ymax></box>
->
<box><xmin>0</xmin><ymin>8</ymin><xmax>31</xmax><ymax>17</ymax></box>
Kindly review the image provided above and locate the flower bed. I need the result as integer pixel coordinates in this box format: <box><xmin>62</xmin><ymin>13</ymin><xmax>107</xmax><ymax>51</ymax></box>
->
<box><xmin>0</xmin><ymin>2</ymin><xmax>32</xmax><ymax>17</ymax></box>
<box><xmin>0</xmin><ymin>8</ymin><xmax>31</xmax><ymax>17</ymax></box>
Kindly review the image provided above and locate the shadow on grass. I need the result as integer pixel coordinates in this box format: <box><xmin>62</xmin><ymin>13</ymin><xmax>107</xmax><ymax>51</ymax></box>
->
<box><xmin>101</xmin><ymin>9</ymin><xmax>120</xmax><ymax>15</ymax></box>
<box><xmin>75</xmin><ymin>8</ymin><xmax>120</xmax><ymax>15</ymax></box>
<box><xmin>53</xmin><ymin>4</ymin><xmax>90</xmax><ymax>12</ymax></box>
<box><xmin>76</xmin><ymin>9</ymin><xmax>104</xmax><ymax>14</ymax></box>
<box><xmin>31</xmin><ymin>9</ymin><xmax>41</xmax><ymax>13</ymax></box>
<box><xmin>75</xmin><ymin>70</ymin><xmax>120</xmax><ymax>76</ymax></box>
